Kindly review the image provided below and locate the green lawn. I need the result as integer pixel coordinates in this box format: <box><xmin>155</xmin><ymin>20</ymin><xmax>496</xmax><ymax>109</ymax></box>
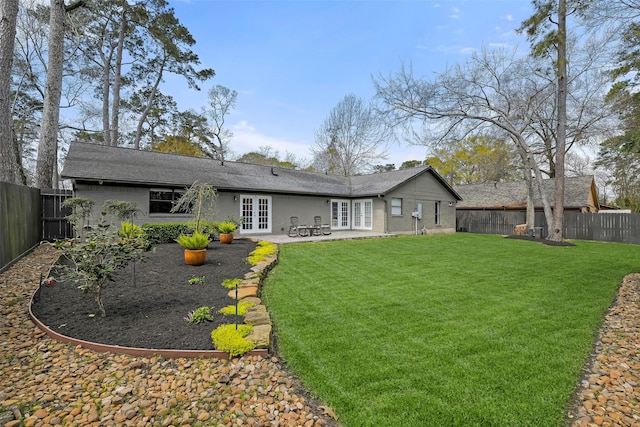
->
<box><xmin>261</xmin><ymin>233</ymin><xmax>640</xmax><ymax>426</ymax></box>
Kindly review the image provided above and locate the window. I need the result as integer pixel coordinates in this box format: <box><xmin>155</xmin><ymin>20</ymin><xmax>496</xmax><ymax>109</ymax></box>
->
<box><xmin>391</xmin><ymin>198</ymin><xmax>402</xmax><ymax>216</ymax></box>
<box><xmin>435</xmin><ymin>201</ymin><xmax>441</xmax><ymax>225</ymax></box>
<box><xmin>149</xmin><ymin>189</ymin><xmax>184</xmax><ymax>214</ymax></box>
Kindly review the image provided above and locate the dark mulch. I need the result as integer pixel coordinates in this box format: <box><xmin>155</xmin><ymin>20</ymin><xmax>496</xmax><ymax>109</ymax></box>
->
<box><xmin>505</xmin><ymin>234</ymin><xmax>576</xmax><ymax>246</ymax></box>
<box><xmin>31</xmin><ymin>239</ymin><xmax>257</xmax><ymax>350</ymax></box>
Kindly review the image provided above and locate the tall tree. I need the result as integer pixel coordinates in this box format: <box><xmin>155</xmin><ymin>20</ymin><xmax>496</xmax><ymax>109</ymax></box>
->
<box><xmin>519</xmin><ymin>0</ymin><xmax>570</xmax><ymax>242</ymax></box>
<box><xmin>0</xmin><ymin>0</ymin><xmax>20</xmax><ymax>184</ymax></box>
<box><xmin>35</xmin><ymin>0</ymin><xmax>85</xmax><ymax>189</ymax></box>
<box><xmin>374</xmin><ymin>49</ymin><xmax>556</xmax><ymax>230</ymax></box>
<box><xmin>313</xmin><ymin>94</ymin><xmax>387</xmax><ymax>176</ymax></box>
<box><xmin>204</xmin><ymin>84</ymin><xmax>237</xmax><ymax>160</ymax></box>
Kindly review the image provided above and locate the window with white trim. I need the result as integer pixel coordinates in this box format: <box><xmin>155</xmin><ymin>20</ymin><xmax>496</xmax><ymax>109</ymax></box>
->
<box><xmin>435</xmin><ymin>201</ymin><xmax>441</xmax><ymax>225</ymax></box>
<box><xmin>391</xmin><ymin>198</ymin><xmax>402</xmax><ymax>216</ymax></box>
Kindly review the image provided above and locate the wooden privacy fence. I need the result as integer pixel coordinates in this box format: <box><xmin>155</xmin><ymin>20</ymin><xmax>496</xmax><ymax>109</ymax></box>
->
<box><xmin>0</xmin><ymin>182</ymin><xmax>42</xmax><ymax>271</ymax></box>
<box><xmin>0</xmin><ymin>183</ymin><xmax>73</xmax><ymax>272</ymax></box>
<box><xmin>457</xmin><ymin>210</ymin><xmax>640</xmax><ymax>244</ymax></box>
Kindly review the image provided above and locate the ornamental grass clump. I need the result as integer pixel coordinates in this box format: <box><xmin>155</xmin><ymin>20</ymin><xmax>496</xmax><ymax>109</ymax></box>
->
<box><xmin>184</xmin><ymin>306</ymin><xmax>214</xmax><ymax>324</ymax></box>
<box><xmin>211</xmin><ymin>324</ymin><xmax>255</xmax><ymax>356</ymax></box>
<box><xmin>247</xmin><ymin>241</ymin><xmax>277</xmax><ymax>265</ymax></box>
<box><xmin>218</xmin><ymin>301</ymin><xmax>256</xmax><ymax>316</ymax></box>
<box><xmin>175</xmin><ymin>231</ymin><xmax>210</xmax><ymax>250</ymax></box>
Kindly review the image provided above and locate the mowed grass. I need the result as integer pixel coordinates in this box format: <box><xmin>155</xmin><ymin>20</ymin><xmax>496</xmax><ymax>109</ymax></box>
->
<box><xmin>261</xmin><ymin>233</ymin><xmax>640</xmax><ymax>426</ymax></box>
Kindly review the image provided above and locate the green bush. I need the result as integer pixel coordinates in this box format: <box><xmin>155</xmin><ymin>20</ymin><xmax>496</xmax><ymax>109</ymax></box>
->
<box><xmin>218</xmin><ymin>301</ymin><xmax>256</xmax><ymax>316</ymax></box>
<box><xmin>211</xmin><ymin>324</ymin><xmax>255</xmax><ymax>356</ymax></box>
<box><xmin>142</xmin><ymin>222</ymin><xmax>193</xmax><ymax>243</ymax></box>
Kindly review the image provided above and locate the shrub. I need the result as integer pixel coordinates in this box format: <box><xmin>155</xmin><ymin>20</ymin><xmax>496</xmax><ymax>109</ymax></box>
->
<box><xmin>184</xmin><ymin>306</ymin><xmax>214</xmax><ymax>324</ymax></box>
<box><xmin>221</xmin><ymin>278</ymin><xmax>243</xmax><ymax>289</ymax></box>
<box><xmin>216</xmin><ymin>220</ymin><xmax>239</xmax><ymax>234</ymax></box>
<box><xmin>54</xmin><ymin>219</ymin><xmax>152</xmax><ymax>317</ymax></box>
<box><xmin>218</xmin><ymin>301</ymin><xmax>256</xmax><ymax>316</ymax></box>
<box><xmin>119</xmin><ymin>221</ymin><xmax>144</xmax><ymax>239</ymax></box>
<box><xmin>142</xmin><ymin>222</ymin><xmax>193</xmax><ymax>243</ymax></box>
<box><xmin>247</xmin><ymin>241</ymin><xmax>277</xmax><ymax>265</ymax></box>
<box><xmin>211</xmin><ymin>324</ymin><xmax>255</xmax><ymax>356</ymax></box>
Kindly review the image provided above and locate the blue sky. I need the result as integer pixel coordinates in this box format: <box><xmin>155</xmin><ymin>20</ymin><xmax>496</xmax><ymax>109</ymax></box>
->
<box><xmin>169</xmin><ymin>0</ymin><xmax>535</xmax><ymax>168</ymax></box>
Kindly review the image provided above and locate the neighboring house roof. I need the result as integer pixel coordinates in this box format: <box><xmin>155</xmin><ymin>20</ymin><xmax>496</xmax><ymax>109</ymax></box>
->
<box><xmin>61</xmin><ymin>142</ymin><xmax>462</xmax><ymax>200</ymax></box>
<box><xmin>454</xmin><ymin>176</ymin><xmax>598</xmax><ymax>210</ymax></box>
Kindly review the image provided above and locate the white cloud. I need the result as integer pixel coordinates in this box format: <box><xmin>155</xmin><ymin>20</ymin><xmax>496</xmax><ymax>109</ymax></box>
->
<box><xmin>488</xmin><ymin>42</ymin><xmax>510</xmax><ymax>49</ymax></box>
<box><xmin>230</xmin><ymin>124</ymin><xmax>313</xmax><ymax>160</ymax></box>
<box><xmin>502</xmin><ymin>14</ymin><xmax>514</xmax><ymax>21</ymax></box>
<box><xmin>450</xmin><ymin>7</ymin><xmax>459</xmax><ymax>19</ymax></box>
<box><xmin>459</xmin><ymin>47</ymin><xmax>477</xmax><ymax>55</ymax></box>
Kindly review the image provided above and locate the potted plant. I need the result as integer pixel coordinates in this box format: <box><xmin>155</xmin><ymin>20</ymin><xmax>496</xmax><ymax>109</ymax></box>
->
<box><xmin>171</xmin><ymin>181</ymin><xmax>217</xmax><ymax>264</ymax></box>
<box><xmin>217</xmin><ymin>220</ymin><xmax>239</xmax><ymax>244</ymax></box>
<box><xmin>176</xmin><ymin>231</ymin><xmax>210</xmax><ymax>265</ymax></box>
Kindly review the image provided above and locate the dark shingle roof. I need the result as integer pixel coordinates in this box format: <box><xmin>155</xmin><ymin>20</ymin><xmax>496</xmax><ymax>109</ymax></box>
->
<box><xmin>454</xmin><ymin>176</ymin><xmax>596</xmax><ymax>209</ymax></box>
<box><xmin>61</xmin><ymin>142</ymin><xmax>461</xmax><ymax>199</ymax></box>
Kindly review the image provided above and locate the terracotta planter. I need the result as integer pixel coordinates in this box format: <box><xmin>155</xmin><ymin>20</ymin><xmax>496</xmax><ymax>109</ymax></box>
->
<box><xmin>219</xmin><ymin>233</ymin><xmax>234</xmax><ymax>244</ymax></box>
<box><xmin>184</xmin><ymin>249</ymin><xmax>206</xmax><ymax>266</ymax></box>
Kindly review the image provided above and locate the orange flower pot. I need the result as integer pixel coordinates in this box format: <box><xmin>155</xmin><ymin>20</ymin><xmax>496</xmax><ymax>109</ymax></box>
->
<box><xmin>219</xmin><ymin>233</ymin><xmax>234</xmax><ymax>244</ymax></box>
<box><xmin>184</xmin><ymin>249</ymin><xmax>206</xmax><ymax>266</ymax></box>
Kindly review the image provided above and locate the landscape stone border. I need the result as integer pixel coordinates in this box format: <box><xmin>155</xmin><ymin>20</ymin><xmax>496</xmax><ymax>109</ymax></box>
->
<box><xmin>28</xmin><ymin>239</ymin><xmax>279</xmax><ymax>359</ymax></box>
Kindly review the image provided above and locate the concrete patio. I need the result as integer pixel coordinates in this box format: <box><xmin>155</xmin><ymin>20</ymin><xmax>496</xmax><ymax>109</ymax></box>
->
<box><xmin>248</xmin><ymin>230</ymin><xmax>398</xmax><ymax>244</ymax></box>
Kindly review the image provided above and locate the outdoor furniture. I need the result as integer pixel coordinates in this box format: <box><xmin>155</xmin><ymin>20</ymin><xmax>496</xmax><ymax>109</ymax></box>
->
<box><xmin>313</xmin><ymin>216</ymin><xmax>332</xmax><ymax>235</ymax></box>
<box><xmin>288</xmin><ymin>216</ymin><xmax>309</xmax><ymax>237</ymax></box>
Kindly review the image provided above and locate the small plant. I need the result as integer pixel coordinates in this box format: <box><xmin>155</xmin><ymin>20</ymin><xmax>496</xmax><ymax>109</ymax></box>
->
<box><xmin>218</xmin><ymin>301</ymin><xmax>256</xmax><ymax>316</ymax></box>
<box><xmin>176</xmin><ymin>231</ymin><xmax>210</xmax><ymax>250</ymax></box>
<box><xmin>188</xmin><ymin>276</ymin><xmax>206</xmax><ymax>285</ymax></box>
<box><xmin>247</xmin><ymin>241</ymin><xmax>277</xmax><ymax>265</ymax></box>
<box><xmin>216</xmin><ymin>220</ymin><xmax>239</xmax><ymax>234</ymax></box>
<box><xmin>221</xmin><ymin>278</ymin><xmax>242</xmax><ymax>289</ymax></box>
<box><xmin>184</xmin><ymin>306</ymin><xmax>214</xmax><ymax>324</ymax></box>
<box><xmin>119</xmin><ymin>221</ymin><xmax>144</xmax><ymax>239</ymax></box>
<box><xmin>211</xmin><ymin>324</ymin><xmax>255</xmax><ymax>356</ymax></box>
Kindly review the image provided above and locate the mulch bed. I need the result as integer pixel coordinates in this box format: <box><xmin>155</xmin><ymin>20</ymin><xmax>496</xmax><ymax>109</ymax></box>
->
<box><xmin>31</xmin><ymin>239</ymin><xmax>257</xmax><ymax>350</ymax></box>
<box><xmin>505</xmin><ymin>234</ymin><xmax>576</xmax><ymax>246</ymax></box>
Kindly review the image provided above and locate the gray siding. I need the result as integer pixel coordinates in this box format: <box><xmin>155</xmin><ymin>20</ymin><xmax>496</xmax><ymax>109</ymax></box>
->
<box><xmin>385</xmin><ymin>172</ymin><xmax>457</xmax><ymax>234</ymax></box>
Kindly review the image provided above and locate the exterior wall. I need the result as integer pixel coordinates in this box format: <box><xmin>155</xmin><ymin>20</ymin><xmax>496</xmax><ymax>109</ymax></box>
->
<box><xmin>384</xmin><ymin>173</ymin><xmax>457</xmax><ymax>235</ymax></box>
<box><xmin>74</xmin><ymin>175</ymin><xmax>458</xmax><ymax>236</ymax></box>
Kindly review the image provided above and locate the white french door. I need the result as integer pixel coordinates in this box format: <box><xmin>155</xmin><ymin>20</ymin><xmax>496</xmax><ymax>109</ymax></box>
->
<box><xmin>353</xmin><ymin>199</ymin><xmax>373</xmax><ymax>230</ymax></box>
<box><xmin>330</xmin><ymin>199</ymin><xmax>350</xmax><ymax>230</ymax></box>
<box><xmin>240</xmin><ymin>195</ymin><xmax>272</xmax><ymax>234</ymax></box>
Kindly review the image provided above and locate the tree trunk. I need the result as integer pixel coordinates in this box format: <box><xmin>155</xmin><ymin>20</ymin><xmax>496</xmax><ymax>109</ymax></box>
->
<box><xmin>133</xmin><ymin>55</ymin><xmax>165</xmax><ymax>149</ymax></box>
<box><xmin>100</xmin><ymin>47</ymin><xmax>112</xmax><ymax>146</ymax></box>
<box><xmin>0</xmin><ymin>0</ymin><xmax>20</xmax><ymax>184</ymax></box>
<box><xmin>36</xmin><ymin>0</ymin><xmax>66</xmax><ymax>188</ymax></box>
<box><xmin>110</xmin><ymin>10</ymin><xmax>125</xmax><ymax>147</ymax></box>
<box><xmin>549</xmin><ymin>0</ymin><xmax>567</xmax><ymax>242</ymax></box>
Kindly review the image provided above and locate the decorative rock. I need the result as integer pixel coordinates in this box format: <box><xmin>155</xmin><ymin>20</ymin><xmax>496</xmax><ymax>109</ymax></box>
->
<box><xmin>228</xmin><ymin>285</ymin><xmax>258</xmax><ymax>300</ymax></box>
<box><xmin>247</xmin><ymin>305</ymin><xmax>267</xmax><ymax>313</ymax></box>
<box><xmin>246</xmin><ymin>325</ymin><xmax>272</xmax><ymax>349</ymax></box>
<box><xmin>241</xmin><ymin>297</ymin><xmax>262</xmax><ymax>305</ymax></box>
<box><xmin>244</xmin><ymin>311</ymin><xmax>271</xmax><ymax>327</ymax></box>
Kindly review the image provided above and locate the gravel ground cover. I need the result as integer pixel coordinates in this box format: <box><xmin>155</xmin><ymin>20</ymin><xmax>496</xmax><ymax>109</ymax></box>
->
<box><xmin>0</xmin><ymin>244</ymin><xmax>338</xmax><ymax>427</ymax></box>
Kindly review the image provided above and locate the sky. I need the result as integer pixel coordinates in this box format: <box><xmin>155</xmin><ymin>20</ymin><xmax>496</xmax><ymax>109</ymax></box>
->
<box><xmin>167</xmin><ymin>0</ymin><xmax>536</xmax><ymax>168</ymax></box>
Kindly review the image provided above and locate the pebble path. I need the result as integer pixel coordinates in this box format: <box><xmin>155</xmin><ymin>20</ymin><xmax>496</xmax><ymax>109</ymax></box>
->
<box><xmin>569</xmin><ymin>273</ymin><xmax>640</xmax><ymax>427</ymax></box>
<box><xmin>0</xmin><ymin>245</ymin><xmax>337</xmax><ymax>427</ymax></box>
